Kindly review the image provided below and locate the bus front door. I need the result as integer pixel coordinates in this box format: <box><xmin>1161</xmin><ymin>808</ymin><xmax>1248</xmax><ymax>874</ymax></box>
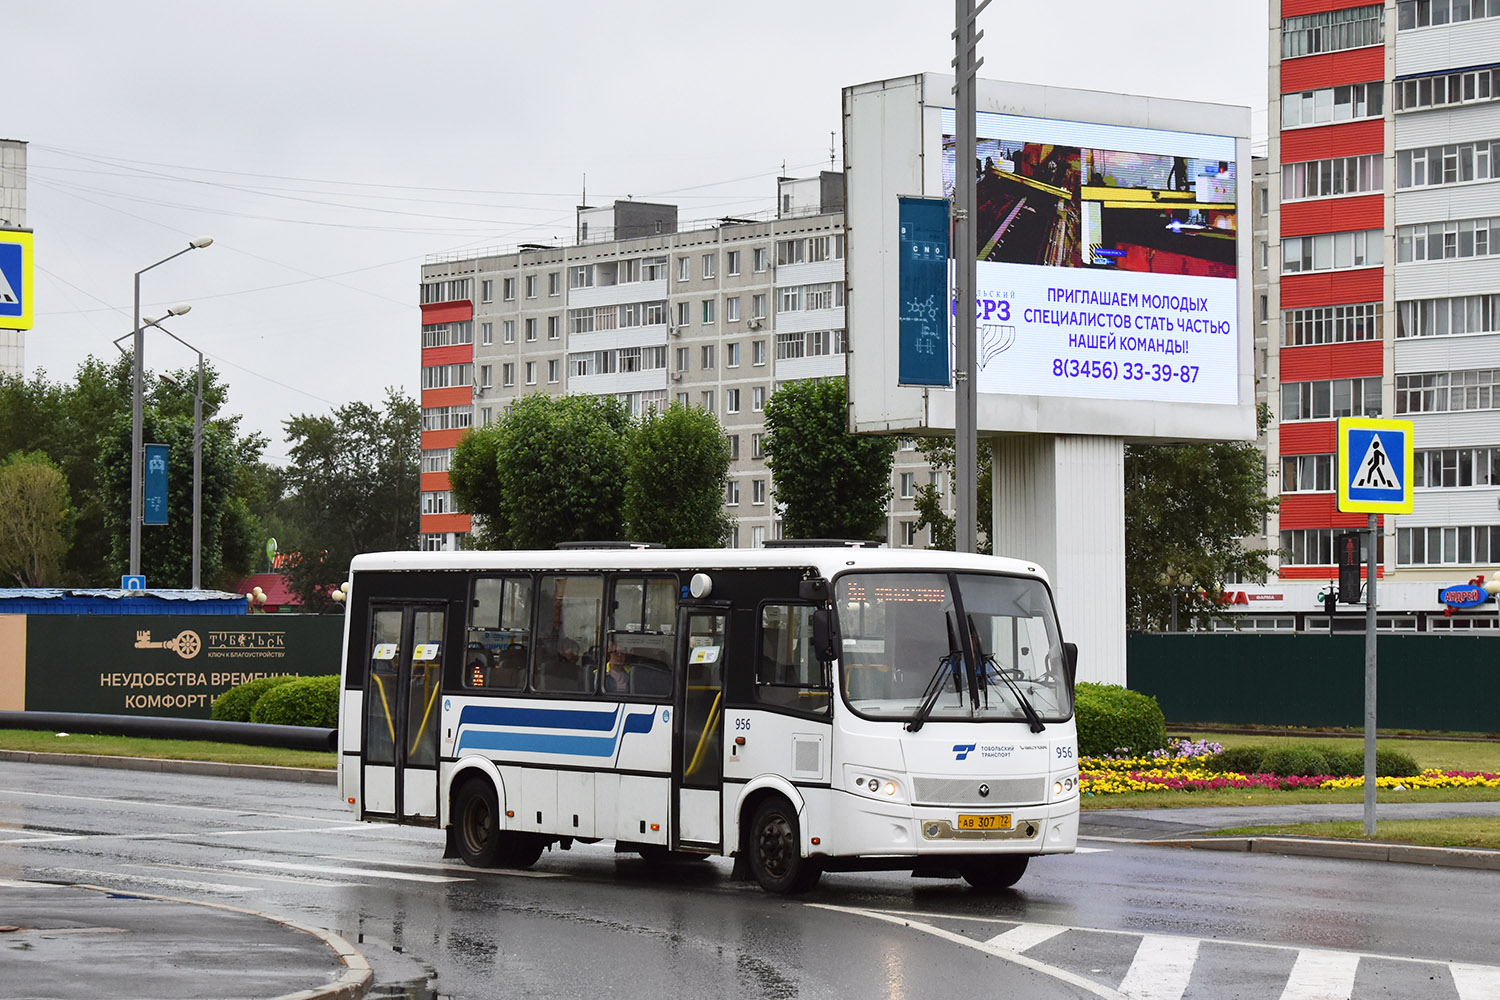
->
<box><xmin>674</xmin><ymin>608</ymin><xmax>726</xmax><ymax>849</ymax></box>
<box><xmin>361</xmin><ymin>602</ymin><xmax>444</xmax><ymax>822</ymax></box>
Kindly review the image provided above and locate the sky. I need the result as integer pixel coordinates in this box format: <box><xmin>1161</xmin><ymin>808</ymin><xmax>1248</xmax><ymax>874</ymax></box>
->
<box><xmin>9</xmin><ymin>1</ymin><xmax>1270</xmax><ymax>465</ymax></box>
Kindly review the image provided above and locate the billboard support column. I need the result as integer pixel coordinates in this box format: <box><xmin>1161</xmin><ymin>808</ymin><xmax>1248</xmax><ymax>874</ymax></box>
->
<box><xmin>952</xmin><ymin>0</ymin><xmax>988</xmax><ymax>554</ymax></box>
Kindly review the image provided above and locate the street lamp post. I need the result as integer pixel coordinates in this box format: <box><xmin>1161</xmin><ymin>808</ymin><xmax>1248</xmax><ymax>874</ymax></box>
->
<box><xmin>130</xmin><ymin>238</ymin><xmax>213</xmax><ymax>578</ymax></box>
<box><xmin>1156</xmin><ymin>567</ymin><xmax>1194</xmax><ymax>632</ymax></box>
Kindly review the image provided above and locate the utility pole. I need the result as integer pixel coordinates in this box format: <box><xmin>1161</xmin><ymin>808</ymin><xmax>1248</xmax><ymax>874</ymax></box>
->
<box><xmin>953</xmin><ymin>0</ymin><xmax>989</xmax><ymax>554</ymax></box>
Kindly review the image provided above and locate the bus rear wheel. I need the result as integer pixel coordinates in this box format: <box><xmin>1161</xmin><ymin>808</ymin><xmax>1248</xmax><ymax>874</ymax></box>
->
<box><xmin>452</xmin><ymin>779</ymin><xmax>501</xmax><ymax>868</ymax></box>
<box><xmin>960</xmin><ymin>855</ymin><xmax>1029</xmax><ymax>891</ymax></box>
<box><xmin>747</xmin><ymin>797</ymin><xmax>821</xmax><ymax>894</ymax></box>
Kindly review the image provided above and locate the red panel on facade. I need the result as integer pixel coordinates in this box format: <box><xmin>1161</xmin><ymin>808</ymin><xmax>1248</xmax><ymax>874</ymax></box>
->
<box><xmin>421</xmin><ymin>428</ymin><xmax>468</xmax><ymax>451</ymax></box>
<box><xmin>420</xmin><ymin>300</ymin><xmax>474</xmax><ymax>325</ymax></box>
<box><xmin>1281</xmin><ymin>565</ymin><xmax>1385</xmax><ymax>578</ymax></box>
<box><xmin>422</xmin><ymin>344</ymin><xmax>473</xmax><ymax>367</ymax></box>
<box><xmin>1279</xmin><ymin>268</ymin><xmax>1383</xmax><ymax>309</ymax></box>
<box><xmin>1281</xmin><ymin>47</ymin><xmax>1384</xmax><ymax>93</ymax></box>
<box><xmin>421</xmin><ymin>512</ymin><xmax>472</xmax><ymax>534</ymax></box>
<box><xmin>422</xmin><ymin>386</ymin><xmax>472</xmax><ymax>409</ymax></box>
<box><xmin>1280</xmin><ymin>119</ymin><xmax>1384</xmax><ymax>163</ymax></box>
<box><xmin>1280</xmin><ymin>421</ymin><xmax>1337</xmax><ymax>455</ymax></box>
<box><xmin>1281</xmin><ymin>0</ymin><xmax>1377</xmax><ymax>17</ymax></box>
<box><xmin>421</xmin><ymin>471</ymin><xmax>451</xmax><ymax>493</ymax></box>
<box><xmin>1280</xmin><ymin>340</ymin><xmax>1383</xmax><ymax>382</ymax></box>
<box><xmin>1280</xmin><ymin>194</ymin><xmax>1383</xmax><ymax>237</ymax></box>
<box><xmin>1279</xmin><ymin>493</ymin><xmax>1386</xmax><ymax>529</ymax></box>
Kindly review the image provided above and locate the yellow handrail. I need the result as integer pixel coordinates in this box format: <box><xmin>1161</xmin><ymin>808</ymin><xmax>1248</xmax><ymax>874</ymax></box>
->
<box><xmin>409</xmin><ymin>664</ymin><xmax>442</xmax><ymax>756</ymax></box>
<box><xmin>685</xmin><ymin>690</ymin><xmax>722</xmax><ymax>778</ymax></box>
<box><xmin>370</xmin><ymin>671</ymin><xmax>395</xmax><ymax>745</ymax></box>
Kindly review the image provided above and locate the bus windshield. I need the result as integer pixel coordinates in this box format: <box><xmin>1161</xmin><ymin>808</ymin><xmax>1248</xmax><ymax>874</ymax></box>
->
<box><xmin>835</xmin><ymin>571</ymin><xmax>1073</xmax><ymax>724</ymax></box>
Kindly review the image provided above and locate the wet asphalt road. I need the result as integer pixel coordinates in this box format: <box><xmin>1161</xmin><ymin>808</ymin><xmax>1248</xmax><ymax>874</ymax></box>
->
<box><xmin>2</xmin><ymin>760</ymin><xmax>1499</xmax><ymax>999</ymax></box>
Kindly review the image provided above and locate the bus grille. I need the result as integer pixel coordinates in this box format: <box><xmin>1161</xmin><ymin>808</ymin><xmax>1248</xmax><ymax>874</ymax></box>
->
<box><xmin>912</xmin><ymin>776</ymin><xmax>1047</xmax><ymax>806</ymax></box>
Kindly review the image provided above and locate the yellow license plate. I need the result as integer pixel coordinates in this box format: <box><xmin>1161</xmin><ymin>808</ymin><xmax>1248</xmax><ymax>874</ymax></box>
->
<box><xmin>957</xmin><ymin>813</ymin><xmax>1012</xmax><ymax>831</ymax></box>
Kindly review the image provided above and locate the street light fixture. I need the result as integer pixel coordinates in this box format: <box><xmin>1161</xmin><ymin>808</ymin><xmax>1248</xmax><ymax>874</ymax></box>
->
<box><xmin>130</xmin><ymin>238</ymin><xmax>212</xmax><ymax>579</ymax></box>
<box><xmin>1156</xmin><ymin>567</ymin><xmax>1195</xmax><ymax>633</ymax></box>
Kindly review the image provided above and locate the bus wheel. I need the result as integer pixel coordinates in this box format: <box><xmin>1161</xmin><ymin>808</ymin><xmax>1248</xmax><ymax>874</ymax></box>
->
<box><xmin>960</xmin><ymin>855</ymin><xmax>1028</xmax><ymax>891</ymax></box>
<box><xmin>496</xmin><ymin>832</ymin><xmax>546</xmax><ymax>869</ymax></box>
<box><xmin>452</xmin><ymin>779</ymin><xmax>501</xmax><ymax>868</ymax></box>
<box><xmin>748</xmin><ymin>797</ymin><xmax>821</xmax><ymax>894</ymax></box>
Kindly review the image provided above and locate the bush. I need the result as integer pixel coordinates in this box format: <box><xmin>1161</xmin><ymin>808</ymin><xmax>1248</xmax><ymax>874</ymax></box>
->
<box><xmin>249</xmin><ymin>675</ymin><xmax>340</xmax><ymax>728</ymax></box>
<box><xmin>211</xmin><ymin>675</ymin><xmax>298</xmax><ymax>722</ymax></box>
<box><xmin>1075</xmin><ymin>682</ymin><xmax>1168</xmax><ymax>757</ymax></box>
<box><xmin>1205</xmin><ymin>744</ymin><xmax>1421</xmax><ymax>778</ymax></box>
<box><xmin>1261</xmin><ymin>745</ymin><xmax>1331</xmax><ymax>777</ymax></box>
<box><xmin>1376</xmin><ymin>748</ymin><xmax>1421</xmax><ymax>777</ymax></box>
<box><xmin>1323</xmin><ymin>748</ymin><xmax>1364</xmax><ymax>776</ymax></box>
<box><xmin>1207</xmin><ymin>746</ymin><xmax>1267</xmax><ymax>774</ymax></box>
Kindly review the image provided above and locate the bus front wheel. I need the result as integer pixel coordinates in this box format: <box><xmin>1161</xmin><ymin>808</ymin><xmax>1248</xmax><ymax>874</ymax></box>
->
<box><xmin>747</xmin><ymin>797</ymin><xmax>821</xmax><ymax>894</ymax></box>
<box><xmin>960</xmin><ymin>854</ymin><xmax>1028</xmax><ymax>891</ymax></box>
<box><xmin>452</xmin><ymin>778</ymin><xmax>501</xmax><ymax>868</ymax></box>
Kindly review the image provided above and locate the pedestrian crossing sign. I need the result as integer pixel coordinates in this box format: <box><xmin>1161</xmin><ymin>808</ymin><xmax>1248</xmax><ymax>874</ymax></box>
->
<box><xmin>0</xmin><ymin>230</ymin><xmax>34</xmax><ymax>331</ymax></box>
<box><xmin>1337</xmin><ymin>417</ymin><xmax>1414</xmax><ymax>513</ymax></box>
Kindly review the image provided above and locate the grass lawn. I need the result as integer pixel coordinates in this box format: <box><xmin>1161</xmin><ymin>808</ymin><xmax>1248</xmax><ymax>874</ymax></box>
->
<box><xmin>1176</xmin><ymin>730</ymin><xmax>1500</xmax><ymax>774</ymax></box>
<box><xmin>1216</xmin><ymin>817</ymin><xmax>1500</xmax><ymax>851</ymax></box>
<box><xmin>0</xmin><ymin>728</ymin><xmax>335</xmax><ymax>770</ymax></box>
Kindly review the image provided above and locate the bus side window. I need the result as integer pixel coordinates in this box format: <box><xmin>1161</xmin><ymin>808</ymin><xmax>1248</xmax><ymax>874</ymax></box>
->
<box><xmin>755</xmin><ymin>604</ymin><xmax>830</xmax><ymax>715</ymax></box>
<box><xmin>533</xmin><ymin>574</ymin><xmax>600</xmax><ymax>694</ymax></box>
<box><xmin>467</xmin><ymin>576</ymin><xmax>531</xmax><ymax>691</ymax></box>
<box><xmin>605</xmin><ymin>575</ymin><xmax>678</xmax><ymax>697</ymax></box>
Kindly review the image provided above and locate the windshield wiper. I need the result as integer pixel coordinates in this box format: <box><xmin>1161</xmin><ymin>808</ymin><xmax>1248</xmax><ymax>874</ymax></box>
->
<box><xmin>907</xmin><ymin>613</ymin><xmax>964</xmax><ymax>732</ymax></box>
<box><xmin>969</xmin><ymin>614</ymin><xmax>1045</xmax><ymax>733</ymax></box>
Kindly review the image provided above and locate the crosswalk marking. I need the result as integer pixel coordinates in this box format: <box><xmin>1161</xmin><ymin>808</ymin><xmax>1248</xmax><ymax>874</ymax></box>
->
<box><xmin>986</xmin><ymin>923</ymin><xmax>1067</xmax><ymax>952</ymax></box>
<box><xmin>228</xmin><ymin>859</ymin><xmax>470</xmax><ymax>883</ymax></box>
<box><xmin>1280</xmin><ymin>948</ymin><xmax>1359</xmax><ymax>1000</ymax></box>
<box><xmin>1452</xmin><ymin>963</ymin><xmax>1500</xmax><ymax>1000</ymax></box>
<box><xmin>1118</xmin><ymin>935</ymin><xmax>1199</xmax><ymax>1000</ymax></box>
<box><xmin>40</xmin><ymin>867</ymin><xmax>257</xmax><ymax>895</ymax></box>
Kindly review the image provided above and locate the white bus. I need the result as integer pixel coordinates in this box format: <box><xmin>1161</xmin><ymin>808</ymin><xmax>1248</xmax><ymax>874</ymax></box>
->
<box><xmin>337</xmin><ymin>544</ymin><xmax>1079</xmax><ymax>894</ymax></box>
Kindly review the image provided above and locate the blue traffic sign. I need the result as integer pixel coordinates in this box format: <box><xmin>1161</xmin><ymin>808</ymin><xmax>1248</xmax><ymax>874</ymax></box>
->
<box><xmin>1337</xmin><ymin>418</ymin><xmax>1414</xmax><ymax>513</ymax></box>
<box><xmin>121</xmin><ymin>575</ymin><xmax>146</xmax><ymax>591</ymax></box>
<box><xmin>0</xmin><ymin>230</ymin><xmax>34</xmax><ymax>330</ymax></box>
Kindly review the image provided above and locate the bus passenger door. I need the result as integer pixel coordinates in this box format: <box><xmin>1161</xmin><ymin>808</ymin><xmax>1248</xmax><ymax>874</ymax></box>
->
<box><xmin>674</xmin><ymin>608</ymin><xmax>726</xmax><ymax>849</ymax></box>
<box><xmin>362</xmin><ymin>602</ymin><xmax>445</xmax><ymax>822</ymax></box>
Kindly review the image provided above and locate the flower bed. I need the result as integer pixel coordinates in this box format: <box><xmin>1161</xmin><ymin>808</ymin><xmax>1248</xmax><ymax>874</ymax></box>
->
<box><xmin>1079</xmin><ymin>739</ymin><xmax>1500</xmax><ymax>796</ymax></box>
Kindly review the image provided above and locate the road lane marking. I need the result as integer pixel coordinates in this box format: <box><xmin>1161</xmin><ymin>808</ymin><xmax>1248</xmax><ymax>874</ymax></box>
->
<box><xmin>318</xmin><ymin>854</ymin><xmax>567</xmax><ymax>879</ymax></box>
<box><xmin>985</xmin><ymin>923</ymin><xmax>1068</xmax><ymax>952</ymax></box>
<box><xmin>812</xmin><ymin>903</ymin><xmax>1127</xmax><ymax>999</ymax></box>
<box><xmin>228</xmin><ymin>859</ymin><xmax>470</xmax><ymax>883</ymax></box>
<box><xmin>1118</xmin><ymin>935</ymin><xmax>1199</xmax><ymax>1000</ymax></box>
<box><xmin>0</xmin><ymin>787</ymin><xmax>350</xmax><ymax>825</ymax></box>
<box><xmin>124</xmin><ymin>863</ymin><xmax>361</xmax><ymax>887</ymax></box>
<box><xmin>1279</xmin><ymin>949</ymin><xmax>1358</xmax><ymax>1000</ymax></box>
<box><xmin>1452</xmin><ymin>963</ymin><xmax>1500</xmax><ymax>1000</ymax></box>
<box><xmin>39</xmin><ymin>867</ymin><xmax>258</xmax><ymax>895</ymax></box>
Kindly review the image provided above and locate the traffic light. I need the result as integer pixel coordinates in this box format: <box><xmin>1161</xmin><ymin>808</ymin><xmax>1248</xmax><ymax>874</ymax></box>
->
<box><xmin>1336</xmin><ymin>532</ymin><xmax>1362</xmax><ymax>603</ymax></box>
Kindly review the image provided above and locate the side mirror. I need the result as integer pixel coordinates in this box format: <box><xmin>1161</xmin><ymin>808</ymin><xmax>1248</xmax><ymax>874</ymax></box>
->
<box><xmin>1063</xmin><ymin>642</ymin><xmax>1078</xmax><ymax>690</ymax></box>
<box><xmin>799</xmin><ymin>577</ymin><xmax>830</xmax><ymax>602</ymax></box>
<box><xmin>811</xmin><ymin>607</ymin><xmax>841</xmax><ymax>662</ymax></box>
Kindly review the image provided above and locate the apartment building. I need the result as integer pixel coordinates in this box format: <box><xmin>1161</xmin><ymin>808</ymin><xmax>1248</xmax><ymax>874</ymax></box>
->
<box><xmin>0</xmin><ymin>138</ymin><xmax>27</xmax><ymax>377</ymax></box>
<box><xmin>1266</xmin><ymin>0</ymin><xmax>1500</xmax><ymax>604</ymax></box>
<box><xmin>417</xmin><ymin>174</ymin><xmax>938</xmax><ymax>551</ymax></box>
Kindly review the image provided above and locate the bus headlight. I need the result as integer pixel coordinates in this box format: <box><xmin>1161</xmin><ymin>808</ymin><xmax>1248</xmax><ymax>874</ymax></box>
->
<box><xmin>1053</xmin><ymin>775</ymin><xmax>1077</xmax><ymax>797</ymax></box>
<box><xmin>849</xmin><ymin>772</ymin><xmax>905</xmax><ymax>803</ymax></box>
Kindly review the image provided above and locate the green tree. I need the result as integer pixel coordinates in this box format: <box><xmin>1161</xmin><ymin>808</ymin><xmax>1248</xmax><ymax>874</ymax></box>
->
<box><xmin>448</xmin><ymin>423</ymin><xmax>505</xmax><ymax>548</ymax></box>
<box><xmin>280</xmin><ymin>389</ymin><xmax>421</xmax><ymax>609</ymax></box>
<box><xmin>625</xmin><ymin>402</ymin><xmax>733</xmax><ymax>547</ymax></box>
<box><xmin>0</xmin><ymin>451</ymin><xmax>72</xmax><ymax>586</ymax></box>
<box><xmin>489</xmin><ymin>393</ymin><xmax>631</xmax><ymax>548</ymax></box>
<box><xmin>762</xmin><ymin>377</ymin><xmax>896</xmax><ymax>541</ymax></box>
<box><xmin>911</xmin><ymin>436</ymin><xmax>993</xmax><ymax>553</ymax></box>
<box><xmin>1124</xmin><ymin>418</ymin><xmax>1279</xmax><ymax>631</ymax></box>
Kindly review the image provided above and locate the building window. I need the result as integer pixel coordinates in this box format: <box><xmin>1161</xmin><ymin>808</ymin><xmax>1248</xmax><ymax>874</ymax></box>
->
<box><xmin>1282</xmin><ymin>154</ymin><xmax>1383</xmax><ymax>200</ymax></box>
<box><xmin>726</xmin><ymin>342</ymin><xmax>740</xmax><ymax>367</ymax></box>
<box><xmin>1413</xmin><ymin>446</ymin><xmax>1500</xmax><ymax>488</ymax></box>
<box><xmin>548</xmin><ymin>359</ymin><xmax>560</xmax><ymax>383</ymax></box>
<box><xmin>548</xmin><ymin>272</ymin><xmax>560</xmax><ymax>296</ymax></box>
<box><xmin>1283</xmin><ymin>302</ymin><xmax>1382</xmax><ymax>346</ymax></box>
<box><xmin>753</xmin><ymin>248</ymin><xmax>769</xmax><ymax>272</ymax></box>
<box><xmin>1398</xmin><ymin>525</ymin><xmax>1500</xmax><ymax>565</ymax></box>
<box><xmin>525</xmin><ymin>318</ymin><xmax>537</xmax><ymax>342</ymax></box>
<box><xmin>702</xmin><ymin>299</ymin><xmax>716</xmax><ymax>324</ymax></box>
<box><xmin>899</xmin><ymin>472</ymin><xmax>916</xmax><ymax>499</ymax></box>
<box><xmin>570</xmin><ymin>265</ymin><xmax>594</xmax><ymax>289</ymax></box>
<box><xmin>751</xmin><ymin>433</ymin><xmax>764</xmax><ymax>459</ymax></box>
<box><xmin>752</xmin><ymin>479</ymin><xmax>767</xmax><ymax>505</ymax></box>
<box><xmin>1281</xmin><ymin>82</ymin><xmax>1384</xmax><ymax>128</ymax></box>
<box><xmin>525</xmin><ymin>362</ymin><xmax>537</xmax><ymax>385</ymax></box>
<box><xmin>1281</xmin><ymin>5</ymin><xmax>1384</xmax><ymax>58</ymax></box>
<box><xmin>525</xmin><ymin>275</ymin><xmax>537</xmax><ymax>299</ymax></box>
<box><xmin>776</xmin><ymin>239</ymin><xmax>805</xmax><ymax>266</ymax></box>
<box><xmin>676</xmin><ymin>301</ymin><xmax>691</xmax><ymax>327</ymax></box>
<box><xmin>751</xmin><ymin>525</ymin><xmax>765</xmax><ymax>548</ymax></box>
<box><xmin>678</xmin><ymin>256</ymin><xmax>691</xmax><ymax>281</ymax></box>
<box><xmin>423</xmin><ymin>448</ymin><xmax>452</xmax><ymax>473</ymax></box>
<box><xmin>421</xmin><ymin>490</ymin><xmax>452</xmax><ymax>514</ymax></box>
<box><xmin>419</xmin><ymin>277</ymin><xmax>472</xmax><ymax>304</ymax></box>
<box><xmin>503</xmin><ymin>277</ymin><xmax>516</xmax><ymax>301</ymax></box>
<box><xmin>753</xmin><ymin>340</ymin><xmax>766</xmax><ymax>366</ymax></box>
<box><xmin>701</xmin><ymin>345</ymin><xmax>716</xmax><ymax>369</ymax></box>
<box><xmin>1282</xmin><ymin>230</ymin><xmax>1383</xmax><ymax>273</ymax></box>
<box><xmin>752</xmin><ymin>386</ymin><xmax>767</xmax><ymax>411</ymax></box>
<box><xmin>421</xmin><ymin>362</ymin><xmax>474</xmax><ymax>389</ymax></box>
<box><xmin>503</xmin><ymin>363</ymin><xmax>515</xmax><ymax>387</ymax></box>
<box><xmin>1399</xmin><ymin>216</ymin><xmax>1500</xmax><ymax>262</ymax></box>
<box><xmin>1398</xmin><ymin>0</ymin><xmax>1500</xmax><ymax>30</ymax></box>
<box><xmin>675</xmin><ymin>346</ymin><xmax>690</xmax><ymax>372</ymax></box>
<box><xmin>421</xmin><ymin>405</ymin><xmax>473</xmax><ymax>431</ymax></box>
<box><xmin>702</xmin><ymin>390</ymin><xmax>716</xmax><ymax>411</ymax></box>
<box><xmin>642</xmin><ymin>256</ymin><xmax>667</xmax><ymax>281</ymax></box>
<box><xmin>1396</xmin><ymin>369</ymin><xmax>1500</xmax><ymax>413</ymax></box>
<box><xmin>726</xmin><ymin>388</ymin><xmax>740</xmax><ymax>414</ymax></box>
<box><xmin>481</xmin><ymin>321</ymin><xmax>494</xmax><ymax>346</ymax></box>
<box><xmin>726</xmin><ymin>480</ymin><xmax>740</xmax><ymax>505</ymax></box>
<box><xmin>480</xmin><ymin>279</ymin><xmax>493</xmax><ymax>303</ymax></box>
<box><xmin>728</xmin><ymin>434</ymin><xmax>740</xmax><ymax>460</ymax></box>
<box><xmin>677</xmin><ymin>392</ymin><xmax>690</xmax><ymax>406</ymax></box>
<box><xmin>778</xmin><ymin>286</ymin><xmax>802</xmax><ymax>314</ymax></box>
<box><xmin>726</xmin><ymin>296</ymin><xmax>740</xmax><ymax>322</ymax></box>
<box><xmin>1395</xmin><ymin>66</ymin><xmax>1500</xmax><ymax>113</ymax></box>
<box><xmin>503</xmin><ymin>320</ymin><xmax>515</xmax><ymax>344</ymax></box>
<box><xmin>548</xmin><ymin>315</ymin><xmax>560</xmax><ymax>340</ymax></box>
<box><xmin>776</xmin><ymin>332</ymin><xmax>805</xmax><ymax>360</ymax></box>
<box><xmin>420</xmin><ymin>321</ymin><xmax>474</xmax><ymax>348</ymax></box>
<box><xmin>1397</xmin><ymin>140</ymin><xmax>1500</xmax><ymax>189</ymax></box>
<box><xmin>1281</xmin><ymin>377</ymin><xmax>1382</xmax><ymax>420</ymax></box>
<box><xmin>1399</xmin><ymin>294</ymin><xmax>1500</xmax><ymax>338</ymax></box>
<box><xmin>901</xmin><ymin>521</ymin><xmax>919</xmax><ymax>547</ymax></box>
<box><xmin>752</xmin><ymin>294</ymin><xmax>767</xmax><ymax>319</ymax></box>
<box><xmin>727</xmin><ymin>250</ymin><xmax>741</xmax><ymax>275</ymax></box>
<box><xmin>480</xmin><ymin>407</ymin><xmax>493</xmax><ymax>427</ymax></box>
<box><xmin>479</xmin><ymin>364</ymin><xmax>492</xmax><ymax>389</ymax></box>
<box><xmin>1280</xmin><ymin>453</ymin><xmax>1334</xmax><ymax>493</ymax></box>
<box><xmin>702</xmin><ymin>253</ymin><xmax>716</xmax><ymax>278</ymax></box>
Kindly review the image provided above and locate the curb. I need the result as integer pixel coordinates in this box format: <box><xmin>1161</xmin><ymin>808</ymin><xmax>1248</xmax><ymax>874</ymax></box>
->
<box><xmin>66</xmin><ymin>883</ymin><xmax>371</xmax><ymax>1000</ymax></box>
<box><xmin>1146</xmin><ymin>835</ymin><xmax>1500</xmax><ymax>871</ymax></box>
<box><xmin>0</xmin><ymin>748</ymin><xmax>335</xmax><ymax>784</ymax></box>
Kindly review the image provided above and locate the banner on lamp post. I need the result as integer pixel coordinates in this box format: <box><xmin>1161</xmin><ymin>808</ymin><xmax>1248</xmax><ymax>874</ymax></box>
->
<box><xmin>143</xmin><ymin>443</ymin><xmax>169</xmax><ymax>526</ymax></box>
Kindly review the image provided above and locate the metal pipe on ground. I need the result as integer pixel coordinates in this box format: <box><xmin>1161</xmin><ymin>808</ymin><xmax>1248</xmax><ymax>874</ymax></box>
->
<box><xmin>0</xmin><ymin>711</ymin><xmax>336</xmax><ymax>752</ymax></box>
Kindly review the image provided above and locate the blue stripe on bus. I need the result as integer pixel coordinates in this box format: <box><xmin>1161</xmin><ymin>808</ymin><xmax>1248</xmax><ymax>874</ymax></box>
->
<box><xmin>452</xmin><ymin>705</ymin><xmax>658</xmax><ymax>758</ymax></box>
<box><xmin>458</xmin><ymin>730</ymin><xmax>622</xmax><ymax>757</ymax></box>
<box><xmin>457</xmin><ymin>704</ymin><xmax>620</xmax><ymax>732</ymax></box>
